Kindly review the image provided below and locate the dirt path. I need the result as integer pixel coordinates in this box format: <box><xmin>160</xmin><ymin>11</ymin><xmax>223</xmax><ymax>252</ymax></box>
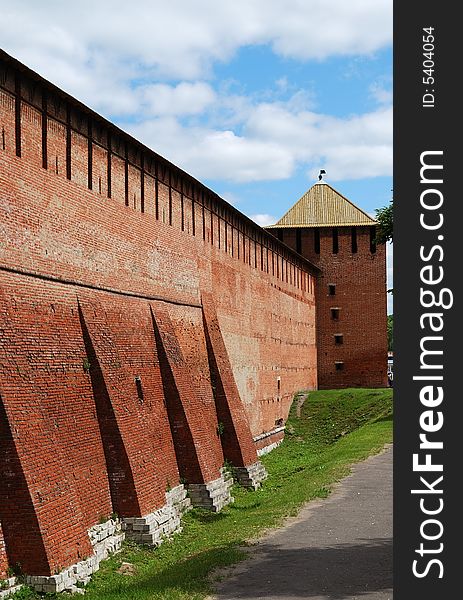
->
<box><xmin>210</xmin><ymin>445</ymin><xmax>393</xmax><ymax>600</ymax></box>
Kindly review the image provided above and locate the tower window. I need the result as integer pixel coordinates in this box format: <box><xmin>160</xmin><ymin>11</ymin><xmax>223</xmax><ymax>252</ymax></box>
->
<box><xmin>328</xmin><ymin>284</ymin><xmax>336</xmax><ymax>296</ymax></box>
<box><xmin>335</xmin><ymin>361</ymin><xmax>344</xmax><ymax>371</ymax></box>
<box><xmin>134</xmin><ymin>376</ymin><xmax>144</xmax><ymax>403</ymax></box>
<box><xmin>330</xmin><ymin>308</ymin><xmax>340</xmax><ymax>320</ymax></box>
<box><xmin>334</xmin><ymin>334</ymin><xmax>344</xmax><ymax>345</ymax></box>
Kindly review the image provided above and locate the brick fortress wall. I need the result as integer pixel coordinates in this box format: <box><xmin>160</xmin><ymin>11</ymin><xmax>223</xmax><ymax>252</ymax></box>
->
<box><xmin>0</xmin><ymin>524</ymin><xmax>7</xmax><ymax>579</ymax></box>
<box><xmin>271</xmin><ymin>226</ymin><xmax>388</xmax><ymax>389</ymax></box>
<box><xmin>0</xmin><ymin>52</ymin><xmax>317</xmax><ymax>580</ymax></box>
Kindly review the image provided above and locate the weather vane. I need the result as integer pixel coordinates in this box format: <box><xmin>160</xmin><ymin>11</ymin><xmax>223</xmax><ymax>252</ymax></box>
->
<box><xmin>318</xmin><ymin>169</ymin><xmax>326</xmax><ymax>181</ymax></box>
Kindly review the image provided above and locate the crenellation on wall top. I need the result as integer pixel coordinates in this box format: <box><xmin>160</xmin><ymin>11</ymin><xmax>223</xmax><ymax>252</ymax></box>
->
<box><xmin>0</xmin><ymin>49</ymin><xmax>318</xmax><ymax>280</ymax></box>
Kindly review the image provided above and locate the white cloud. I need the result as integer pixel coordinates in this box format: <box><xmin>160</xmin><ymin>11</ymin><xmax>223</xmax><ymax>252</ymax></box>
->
<box><xmin>249</xmin><ymin>214</ymin><xmax>278</xmax><ymax>226</ymax></box>
<box><xmin>126</xmin><ymin>97</ymin><xmax>392</xmax><ymax>183</ymax></box>
<box><xmin>262</xmin><ymin>1</ymin><xmax>391</xmax><ymax>60</ymax></box>
<box><xmin>2</xmin><ymin>1</ymin><xmax>392</xmax><ymax>184</ymax></box>
<box><xmin>320</xmin><ymin>142</ymin><xmax>392</xmax><ymax>181</ymax></box>
<box><xmin>3</xmin><ymin>1</ymin><xmax>392</xmax><ymax>85</ymax></box>
<box><xmin>128</xmin><ymin>118</ymin><xmax>294</xmax><ymax>183</ymax></box>
<box><xmin>140</xmin><ymin>82</ymin><xmax>216</xmax><ymax>117</ymax></box>
<box><xmin>369</xmin><ymin>81</ymin><xmax>393</xmax><ymax>105</ymax></box>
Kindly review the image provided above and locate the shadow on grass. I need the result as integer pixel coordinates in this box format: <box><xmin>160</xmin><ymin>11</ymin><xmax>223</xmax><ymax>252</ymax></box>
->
<box><xmin>228</xmin><ymin>501</ymin><xmax>262</xmax><ymax>511</ymax></box>
<box><xmin>188</xmin><ymin>509</ymin><xmax>228</xmax><ymax>524</ymax></box>
<box><xmin>372</xmin><ymin>414</ymin><xmax>393</xmax><ymax>424</ymax></box>
<box><xmin>95</xmin><ymin>544</ymin><xmax>246</xmax><ymax>600</ymax></box>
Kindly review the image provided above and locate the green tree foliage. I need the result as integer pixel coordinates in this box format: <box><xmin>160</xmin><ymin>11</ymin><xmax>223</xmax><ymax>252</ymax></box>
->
<box><xmin>387</xmin><ymin>314</ymin><xmax>393</xmax><ymax>351</ymax></box>
<box><xmin>375</xmin><ymin>198</ymin><xmax>393</xmax><ymax>295</ymax></box>
<box><xmin>375</xmin><ymin>200</ymin><xmax>393</xmax><ymax>244</ymax></box>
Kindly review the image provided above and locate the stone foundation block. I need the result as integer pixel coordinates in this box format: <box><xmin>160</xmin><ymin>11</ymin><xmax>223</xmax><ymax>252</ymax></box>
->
<box><xmin>25</xmin><ymin>518</ymin><xmax>124</xmax><ymax>593</ymax></box>
<box><xmin>187</xmin><ymin>468</ymin><xmax>234</xmax><ymax>512</ymax></box>
<box><xmin>233</xmin><ymin>460</ymin><xmax>268</xmax><ymax>489</ymax></box>
<box><xmin>257</xmin><ymin>439</ymin><xmax>283</xmax><ymax>456</ymax></box>
<box><xmin>254</xmin><ymin>426</ymin><xmax>285</xmax><ymax>456</ymax></box>
<box><xmin>0</xmin><ymin>577</ymin><xmax>23</xmax><ymax>599</ymax></box>
<box><xmin>123</xmin><ymin>484</ymin><xmax>191</xmax><ymax>546</ymax></box>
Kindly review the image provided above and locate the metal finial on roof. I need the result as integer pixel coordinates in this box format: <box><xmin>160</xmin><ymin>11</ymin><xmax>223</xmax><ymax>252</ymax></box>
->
<box><xmin>318</xmin><ymin>169</ymin><xmax>326</xmax><ymax>181</ymax></box>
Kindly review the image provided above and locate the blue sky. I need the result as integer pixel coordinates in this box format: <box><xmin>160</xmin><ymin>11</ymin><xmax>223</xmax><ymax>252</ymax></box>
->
<box><xmin>204</xmin><ymin>45</ymin><xmax>392</xmax><ymax>217</ymax></box>
<box><xmin>1</xmin><ymin>0</ymin><xmax>393</xmax><ymax>310</ymax></box>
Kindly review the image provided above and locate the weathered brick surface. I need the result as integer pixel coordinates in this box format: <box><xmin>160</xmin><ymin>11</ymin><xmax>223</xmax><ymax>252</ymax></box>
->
<box><xmin>0</xmin><ymin>523</ymin><xmax>8</xmax><ymax>578</ymax></box>
<box><xmin>0</xmin><ymin>278</ymin><xmax>113</xmax><ymax>531</ymax></box>
<box><xmin>152</xmin><ymin>302</ymin><xmax>224</xmax><ymax>484</ymax></box>
<box><xmin>210</xmin><ymin>259</ymin><xmax>317</xmax><ymax>433</ymax></box>
<box><xmin>0</xmin><ymin>282</ymin><xmax>94</xmax><ymax>575</ymax></box>
<box><xmin>78</xmin><ymin>296</ymin><xmax>180</xmax><ymax>517</ymax></box>
<box><xmin>202</xmin><ymin>293</ymin><xmax>259</xmax><ymax>467</ymax></box>
<box><xmin>0</xmin><ymin>52</ymin><xmax>317</xmax><ymax>577</ymax></box>
<box><xmin>20</xmin><ymin>103</ymin><xmax>42</xmax><ymax>169</ymax></box>
<box><xmin>0</xmin><ymin>91</ymin><xmax>15</xmax><ymax>155</ymax></box>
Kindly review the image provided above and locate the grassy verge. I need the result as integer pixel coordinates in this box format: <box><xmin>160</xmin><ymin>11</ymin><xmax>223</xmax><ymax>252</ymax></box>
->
<box><xmin>14</xmin><ymin>388</ymin><xmax>392</xmax><ymax>600</ymax></box>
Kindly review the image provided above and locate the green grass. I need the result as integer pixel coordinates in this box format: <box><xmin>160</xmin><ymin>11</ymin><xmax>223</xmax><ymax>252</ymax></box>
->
<box><xmin>14</xmin><ymin>388</ymin><xmax>392</xmax><ymax>600</ymax></box>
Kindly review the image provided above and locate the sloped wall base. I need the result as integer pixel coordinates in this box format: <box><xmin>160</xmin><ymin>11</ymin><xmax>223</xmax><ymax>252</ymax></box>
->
<box><xmin>122</xmin><ymin>485</ymin><xmax>191</xmax><ymax>546</ymax></box>
<box><xmin>234</xmin><ymin>461</ymin><xmax>268</xmax><ymax>490</ymax></box>
<box><xmin>25</xmin><ymin>519</ymin><xmax>123</xmax><ymax>594</ymax></box>
<box><xmin>187</xmin><ymin>469</ymin><xmax>234</xmax><ymax>512</ymax></box>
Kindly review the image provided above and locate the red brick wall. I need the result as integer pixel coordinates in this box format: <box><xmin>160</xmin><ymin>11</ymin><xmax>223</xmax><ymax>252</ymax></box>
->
<box><xmin>202</xmin><ymin>293</ymin><xmax>259</xmax><ymax>467</ymax></box>
<box><xmin>254</xmin><ymin>429</ymin><xmax>285</xmax><ymax>453</ymax></box>
<box><xmin>0</xmin><ymin>84</ymin><xmax>317</xmax><ymax>429</ymax></box>
<box><xmin>78</xmin><ymin>295</ymin><xmax>181</xmax><ymax>516</ymax></box>
<box><xmin>0</xmin><ymin>523</ymin><xmax>8</xmax><ymax>579</ymax></box>
<box><xmin>277</xmin><ymin>226</ymin><xmax>388</xmax><ymax>388</ymax></box>
<box><xmin>0</xmin><ymin>54</ymin><xmax>317</xmax><ymax>576</ymax></box>
<box><xmin>0</xmin><ymin>279</ymin><xmax>94</xmax><ymax>575</ymax></box>
<box><xmin>152</xmin><ymin>302</ymin><xmax>224</xmax><ymax>484</ymax></box>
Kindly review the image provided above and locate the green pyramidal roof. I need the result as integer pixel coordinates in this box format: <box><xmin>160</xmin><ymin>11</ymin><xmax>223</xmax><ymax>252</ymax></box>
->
<box><xmin>267</xmin><ymin>182</ymin><xmax>377</xmax><ymax>228</ymax></box>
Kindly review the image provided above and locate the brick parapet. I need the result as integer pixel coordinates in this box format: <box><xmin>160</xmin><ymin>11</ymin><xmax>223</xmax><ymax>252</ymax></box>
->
<box><xmin>0</xmin><ymin>50</ymin><xmax>317</xmax><ymax>289</ymax></box>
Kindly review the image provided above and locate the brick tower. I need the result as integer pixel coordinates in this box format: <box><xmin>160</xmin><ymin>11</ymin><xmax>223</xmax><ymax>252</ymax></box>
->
<box><xmin>266</xmin><ymin>180</ymin><xmax>388</xmax><ymax>389</ymax></box>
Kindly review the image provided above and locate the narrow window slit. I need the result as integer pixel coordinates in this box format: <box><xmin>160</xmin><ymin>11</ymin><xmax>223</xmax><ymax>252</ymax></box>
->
<box><xmin>370</xmin><ymin>226</ymin><xmax>377</xmax><ymax>254</ymax></box>
<box><xmin>351</xmin><ymin>227</ymin><xmax>358</xmax><ymax>253</ymax></box>
<box><xmin>332</xmin><ymin>227</ymin><xmax>339</xmax><ymax>254</ymax></box>
<box><xmin>135</xmin><ymin>376</ymin><xmax>144</xmax><ymax>403</ymax></box>
<box><xmin>330</xmin><ymin>307</ymin><xmax>340</xmax><ymax>320</ymax></box>
<box><xmin>314</xmin><ymin>228</ymin><xmax>320</xmax><ymax>254</ymax></box>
